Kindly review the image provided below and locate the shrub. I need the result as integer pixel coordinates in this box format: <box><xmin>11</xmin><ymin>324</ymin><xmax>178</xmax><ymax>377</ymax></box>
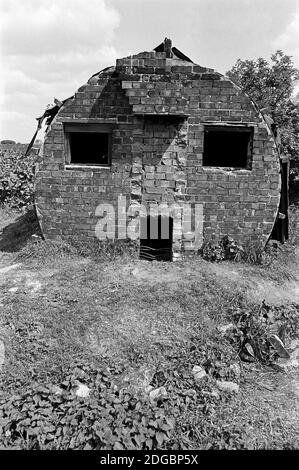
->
<box><xmin>200</xmin><ymin>236</ymin><xmax>264</xmax><ymax>264</ymax></box>
<box><xmin>0</xmin><ymin>146</ymin><xmax>37</xmax><ymax>208</ymax></box>
<box><xmin>225</xmin><ymin>301</ymin><xmax>299</xmax><ymax>363</ymax></box>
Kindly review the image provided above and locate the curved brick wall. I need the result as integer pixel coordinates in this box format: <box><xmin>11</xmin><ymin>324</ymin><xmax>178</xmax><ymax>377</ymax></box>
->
<box><xmin>35</xmin><ymin>47</ymin><xmax>281</xmax><ymax>253</ymax></box>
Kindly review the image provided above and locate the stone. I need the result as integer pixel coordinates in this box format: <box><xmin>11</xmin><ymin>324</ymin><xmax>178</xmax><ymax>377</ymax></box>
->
<box><xmin>131</xmin><ymin>268</ymin><xmax>139</xmax><ymax>277</ymax></box>
<box><xmin>8</xmin><ymin>287</ymin><xmax>18</xmax><ymax>293</ymax></box>
<box><xmin>218</xmin><ymin>323</ymin><xmax>235</xmax><ymax>334</ymax></box>
<box><xmin>149</xmin><ymin>386</ymin><xmax>167</xmax><ymax>402</ymax></box>
<box><xmin>216</xmin><ymin>380</ymin><xmax>239</xmax><ymax>393</ymax></box>
<box><xmin>120</xmin><ymin>365</ymin><xmax>155</xmax><ymax>393</ymax></box>
<box><xmin>25</xmin><ymin>279</ymin><xmax>42</xmax><ymax>294</ymax></box>
<box><xmin>50</xmin><ymin>385</ymin><xmax>63</xmax><ymax>395</ymax></box>
<box><xmin>31</xmin><ymin>234</ymin><xmax>42</xmax><ymax>242</ymax></box>
<box><xmin>210</xmin><ymin>390</ymin><xmax>220</xmax><ymax>399</ymax></box>
<box><xmin>230</xmin><ymin>363</ymin><xmax>241</xmax><ymax>378</ymax></box>
<box><xmin>192</xmin><ymin>365</ymin><xmax>207</xmax><ymax>381</ymax></box>
<box><xmin>75</xmin><ymin>382</ymin><xmax>90</xmax><ymax>398</ymax></box>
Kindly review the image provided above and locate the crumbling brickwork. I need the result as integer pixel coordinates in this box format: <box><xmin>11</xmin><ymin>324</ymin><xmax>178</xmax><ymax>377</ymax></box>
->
<box><xmin>35</xmin><ymin>40</ymin><xmax>281</xmax><ymax>255</ymax></box>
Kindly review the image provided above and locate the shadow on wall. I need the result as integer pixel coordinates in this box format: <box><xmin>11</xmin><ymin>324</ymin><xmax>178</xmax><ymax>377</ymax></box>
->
<box><xmin>0</xmin><ymin>208</ymin><xmax>42</xmax><ymax>253</ymax></box>
<box><xmin>89</xmin><ymin>72</ymin><xmax>132</xmax><ymax>118</ymax></box>
<box><xmin>89</xmin><ymin>73</ymin><xmax>187</xmax><ymax>167</ymax></box>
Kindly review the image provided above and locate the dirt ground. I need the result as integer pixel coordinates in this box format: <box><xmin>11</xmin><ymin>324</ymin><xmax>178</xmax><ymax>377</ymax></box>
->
<box><xmin>0</xmin><ymin>208</ymin><xmax>298</xmax><ymax>449</ymax></box>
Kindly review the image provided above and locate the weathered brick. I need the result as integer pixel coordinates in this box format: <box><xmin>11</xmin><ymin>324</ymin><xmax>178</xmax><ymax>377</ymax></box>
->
<box><xmin>36</xmin><ymin>42</ymin><xmax>281</xmax><ymax>252</ymax></box>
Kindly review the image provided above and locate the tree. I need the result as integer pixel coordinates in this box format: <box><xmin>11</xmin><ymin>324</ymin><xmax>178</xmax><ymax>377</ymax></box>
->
<box><xmin>226</xmin><ymin>51</ymin><xmax>299</xmax><ymax>202</ymax></box>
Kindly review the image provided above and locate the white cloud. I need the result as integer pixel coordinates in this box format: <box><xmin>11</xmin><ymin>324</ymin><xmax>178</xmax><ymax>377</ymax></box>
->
<box><xmin>0</xmin><ymin>0</ymin><xmax>120</xmax><ymax>141</ymax></box>
<box><xmin>0</xmin><ymin>111</ymin><xmax>32</xmax><ymax>144</ymax></box>
<box><xmin>0</xmin><ymin>0</ymin><xmax>120</xmax><ymax>55</ymax></box>
<box><xmin>273</xmin><ymin>8</ymin><xmax>299</xmax><ymax>61</ymax></box>
<box><xmin>273</xmin><ymin>6</ymin><xmax>299</xmax><ymax>96</ymax></box>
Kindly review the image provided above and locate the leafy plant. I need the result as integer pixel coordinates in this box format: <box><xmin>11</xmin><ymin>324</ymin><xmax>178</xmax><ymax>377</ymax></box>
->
<box><xmin>0</xmin><ymin>364</ymin><xmax>175</xmax><ymax>450</ymax></box>
<box><xmin>200</xmin><ymin>235</ymin><xmax>267</xmax><ymax>265</ymax></box>
<box><xmin>0</xmin><ymin>145</ymin><xmax>37</xmax><ymax>208</ymax></box>
<box><xmin>225</xmin><ymin>301</ymin><xmax>299</xmax><ymax>363</ymax></box>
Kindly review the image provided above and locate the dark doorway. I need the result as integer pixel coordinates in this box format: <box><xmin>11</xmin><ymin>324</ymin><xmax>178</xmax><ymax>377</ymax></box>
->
<box><xmin>139</xmin><ymin>216</ymin><xmax>173</xmax><ymax>261</ymax></box>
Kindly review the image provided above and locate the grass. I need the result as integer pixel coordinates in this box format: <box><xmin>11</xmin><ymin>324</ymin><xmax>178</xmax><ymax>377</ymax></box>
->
<box><xmin>1</xmin><ymin>258</ymin><xmax>239</xmax><ymax>386</ymax></box>
<box><xmin>0</xmin><ymin>205</ymin><xmax>299</xmax><ymax>449</ymax></box>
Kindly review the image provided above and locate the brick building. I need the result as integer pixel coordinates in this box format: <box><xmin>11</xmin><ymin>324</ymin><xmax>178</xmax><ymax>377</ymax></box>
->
<box><xmin>35</xmin><ymin>39</ymin><xmax>286</xmax><ymax>260</ymax></box>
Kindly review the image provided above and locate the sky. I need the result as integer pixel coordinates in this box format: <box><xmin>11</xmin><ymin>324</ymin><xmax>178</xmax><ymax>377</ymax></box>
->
<box><xmin>0</xmin><ymin>0</ymin><xmax>299</xmax><ymax>142</ymax></box>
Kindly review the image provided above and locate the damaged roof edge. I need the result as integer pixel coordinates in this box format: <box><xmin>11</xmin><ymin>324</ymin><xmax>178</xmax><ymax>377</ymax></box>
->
<box><xmin>25</xmin><ymin>96</ymin><xmax>73</xmax><ymax>156</ymax></box>
<box><xmin>154</xmin><ymin>37</ymin><xmax>193</xmax><ymax>63</ymax></box>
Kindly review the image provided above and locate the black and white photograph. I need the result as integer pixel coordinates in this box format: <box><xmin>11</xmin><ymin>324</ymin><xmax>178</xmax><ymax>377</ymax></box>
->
<box><xmin>0</xmin><ymin>0</ymin><xmax>298</xmax><ymax>458</ymax></box>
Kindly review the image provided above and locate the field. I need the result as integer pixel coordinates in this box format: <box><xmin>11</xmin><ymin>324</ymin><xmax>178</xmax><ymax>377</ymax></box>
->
<box><xmin>0</xmin><ymin>206</ymin><xmax>298</xmax><ymax>450</ymax></box>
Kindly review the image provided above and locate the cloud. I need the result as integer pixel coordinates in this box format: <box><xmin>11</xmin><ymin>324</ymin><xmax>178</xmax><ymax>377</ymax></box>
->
<box><xmin>0</xmin><ymin>0</ymin><xmax>120</xmax><ymax>141</ymax></box>
<box><xmin>273</xmin><ymin>8</ymin><xmax>299</xmax><ymax>61</ymax></box>
<box><xmin>0</xmin><ymin>0</ymin><xmax>120</xmax><ymax>56</ymax></box>
<box><xmin>273</xmin><ymin>6</ymin><xmax>299</xmax><ymax>95</ymax></box>
<box><xmin>0</xmin><ymin>110</ymin><xmax>31</xmax><ymax>144</ymax></box>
